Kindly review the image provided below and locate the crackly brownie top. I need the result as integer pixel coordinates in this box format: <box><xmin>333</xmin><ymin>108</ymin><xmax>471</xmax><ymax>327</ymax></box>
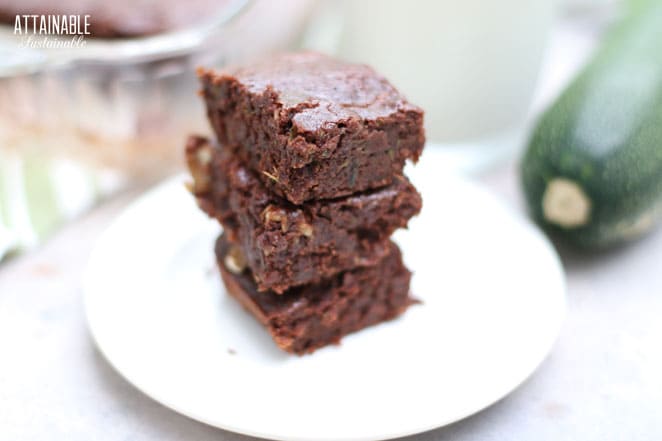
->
<box><xmin>204</xmin><ymin>51</ymin><xmax>422</xmax><ymax>132</ymax></box>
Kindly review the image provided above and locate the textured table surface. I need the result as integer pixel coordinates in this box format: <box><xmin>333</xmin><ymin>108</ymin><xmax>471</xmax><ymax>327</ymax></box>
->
<box><xmin>2</xmin><ymin>17</ymin><xmax>662</xmax><ymax>441</ymax></box>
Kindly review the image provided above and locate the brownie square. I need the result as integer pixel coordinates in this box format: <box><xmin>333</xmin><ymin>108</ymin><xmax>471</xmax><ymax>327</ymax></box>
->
<box><xmin>186</xmin><ymin>135</ymin><xmax>422</xmax><ymax>294</ymax></box>
<box><xmin>198</xmin><ymin>51</ymin><xmax>425</xmax><ymax>204</ymax></box>
<box><xmin>216</xmin><ymin>234</ymin><xmax>415</xmax><ymax>355</ymax></box>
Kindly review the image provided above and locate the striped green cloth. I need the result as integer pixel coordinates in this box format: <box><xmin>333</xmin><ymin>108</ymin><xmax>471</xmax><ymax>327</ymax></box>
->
<box><xmin>0</xmin><ymin>149</ymin><xmax>124</xmax><ymax>261</ymax></box>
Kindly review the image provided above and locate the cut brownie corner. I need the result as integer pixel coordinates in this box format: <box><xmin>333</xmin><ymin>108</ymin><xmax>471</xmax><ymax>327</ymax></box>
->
<box><xmin>216</xmin><ymin>234</ymin><xmax>416</xmax><ymax>355</ymax></box>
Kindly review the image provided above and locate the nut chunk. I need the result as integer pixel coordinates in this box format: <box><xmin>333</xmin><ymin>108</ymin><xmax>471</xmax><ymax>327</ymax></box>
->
<box><xmin>198</xmin><ymin>51</ymin><xmax>425</xmax><ymax>204</ymax></box>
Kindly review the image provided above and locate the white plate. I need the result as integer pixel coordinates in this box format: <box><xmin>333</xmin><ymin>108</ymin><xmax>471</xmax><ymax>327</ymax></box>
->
<box><xmin>84</xmin><ymin>150</ymin><xmax>565</xmax><ymax>441</ymax></box>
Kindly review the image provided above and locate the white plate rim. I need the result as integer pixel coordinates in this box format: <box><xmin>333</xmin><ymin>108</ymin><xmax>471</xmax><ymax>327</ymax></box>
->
<box><xmin>83</xmin><ymin>171</ymin><xmax>566</xmax><ymax>441</ymax></box>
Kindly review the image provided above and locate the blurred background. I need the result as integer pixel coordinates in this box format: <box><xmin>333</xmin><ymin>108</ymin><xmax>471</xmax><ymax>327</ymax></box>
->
<box><xmin>0</xmin><ymin>0</ymin><xmax>622</xmax><ymax>259</ymax></box>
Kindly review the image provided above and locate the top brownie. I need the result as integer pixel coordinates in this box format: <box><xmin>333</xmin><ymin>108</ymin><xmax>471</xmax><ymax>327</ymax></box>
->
<box><xmin>199</xmin><ymin>52</ymin><xmax>425</xmax><ymax>204</ymax></box>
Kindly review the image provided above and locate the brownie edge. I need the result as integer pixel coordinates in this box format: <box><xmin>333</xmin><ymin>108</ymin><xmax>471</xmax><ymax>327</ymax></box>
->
<box><xmin>216</xmin><ymin>234</ymin><xmax>416</xmax><ymax>355</ymax></box>
<box><xmin>186</xmin><ymin>135</ymin><xmax>422</xmax><ymax>294</ymax></box>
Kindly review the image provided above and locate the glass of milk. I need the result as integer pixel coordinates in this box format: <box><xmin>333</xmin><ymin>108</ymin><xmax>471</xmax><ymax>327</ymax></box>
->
<box><xmin>332</xmin><ymin>0</ymin><xmax>558</xmax><ymax>171</ymax></box>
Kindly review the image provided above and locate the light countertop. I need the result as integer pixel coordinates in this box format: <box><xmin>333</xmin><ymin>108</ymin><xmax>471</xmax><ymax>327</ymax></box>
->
<box><xmin>2</xmin><ymin>164</ymin><xmax>662</xmax><ymax>440</ymax></box>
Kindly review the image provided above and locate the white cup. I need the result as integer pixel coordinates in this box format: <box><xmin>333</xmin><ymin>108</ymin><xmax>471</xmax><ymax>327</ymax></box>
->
<box><xmin>335</xmin><ymin>0</ymin><xmax>557</xmax><ymax>147</ymax></box>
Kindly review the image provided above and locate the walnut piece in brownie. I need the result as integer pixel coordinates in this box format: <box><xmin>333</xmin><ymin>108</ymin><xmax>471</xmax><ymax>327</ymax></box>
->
<box><xmin>186</xmin><ymin>135</ymin><xmax>422</xmax><ymax>294</ymax></box>
<box><xmin>199</xmin><ymin>51</ymin><xmax>425</xmax><ymax>204</ymax></box>
<box><xmin>216</xmin><ymin>234</ymin><xmax>415</xmax><ymax>355</ymax></box>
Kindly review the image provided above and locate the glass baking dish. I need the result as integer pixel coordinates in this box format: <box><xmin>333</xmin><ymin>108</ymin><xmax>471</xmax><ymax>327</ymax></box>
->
<box><xmin>0</xmin><ymin>0</ymin><xmax>250</xmax><ymax>178</ymax></box>
<box><xmin>0</xmin><ymin>0</ymin><xmax>316</xmax><ymax>258</ymax></box>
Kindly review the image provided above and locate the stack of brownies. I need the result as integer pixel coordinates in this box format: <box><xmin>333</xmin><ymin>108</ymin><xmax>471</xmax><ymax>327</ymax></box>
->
<box><xmin>185</xmin><ymin>52</ymin><xmax>425</xmax><ymax>354</ymax></box>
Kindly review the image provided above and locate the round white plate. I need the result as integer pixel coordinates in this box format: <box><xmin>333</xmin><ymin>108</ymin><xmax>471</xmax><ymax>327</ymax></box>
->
<box><xmin>84</xmin><ymin>150</ymin><xmax>565</xmax><ymax>441</ymax></box>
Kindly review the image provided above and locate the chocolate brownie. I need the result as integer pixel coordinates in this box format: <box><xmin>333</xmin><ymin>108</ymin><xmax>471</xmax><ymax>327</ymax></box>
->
<box><xmin>216</xmin><ymin>234</ymin><xmax>415</xmax><ymax>355</ymax></box>
<box><xmin>0</xmin><ymin>0</ymin><xmax>229</xmax><ymax>38</ymax></box>
<box><xmin>187</xmin><ymin>135</ymin><xmax>422</xmax><ymax>293</ymax></box>
<box><xmin>199</xmin><ymin>52</ymin><xmax>425</xmax><ymax>204</ymax></box>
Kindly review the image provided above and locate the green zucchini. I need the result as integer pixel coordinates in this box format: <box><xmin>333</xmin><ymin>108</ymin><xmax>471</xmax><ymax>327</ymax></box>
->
<box><xmin>521</xmin><ymin>0</ymin><xmax>662</xmax><ymax>248</ymax></box>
